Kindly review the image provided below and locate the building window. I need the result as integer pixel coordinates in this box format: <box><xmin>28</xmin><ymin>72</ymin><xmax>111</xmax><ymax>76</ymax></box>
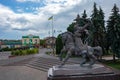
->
<box><xmin>24</xmin><ymin>39</ymin><xmax>26</xmax><ymax>44</ymax></box>
<box><xmin>29</xmin><ymin>39</ymin><xmax>32</xmax><ymax>44</ymax></box>
<box><xmin>35</xmin><ymin>39</ymin><xmax>37</xmax><ymax>44</ymax></box>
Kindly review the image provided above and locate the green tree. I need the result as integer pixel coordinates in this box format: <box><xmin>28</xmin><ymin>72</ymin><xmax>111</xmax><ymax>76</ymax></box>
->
<box><xmin>90</xmin><ymin>3</ymin><xmax>105</xmax><ymax>50</ymax></box>
<box><xmin>76</xmin><ymin>14</ymin><xmax>87</xmax><ymax>27</ymax></box>
<box><xmin>81</xmin><ymin>10</ymin><xmax>90</xmax><ymax>43</ymax></box>
<box><xmin>98</xmin><ymin>7</ymin><xmax>106</xmax><ymax>55</ymax></box>
<box><xmin>99</xmin><ymin>7</ymin><xmax>105</xmax><ymax>32</ymax></box>
<box><xmin>40</xmin><ymin>39</ymin><xmax>45</xmax><ymax>47</ymax></box>
<box><xmin>67</xmin><ymin>14</ymin><xmax>85</xmax><ymax>33</ymax></box>
<box><xmin>106</xmin><ymin>4</ymin><xmax>120</xmax><ymax>61</ymax></box>
<box><xmin>67</xmin><ymin>22</ymin><xmax>75</xmax><ymax>33</ymax></box>
<box><xmin>90</xmin><ymin>2</ymin><xmax>100</xmax><ymax>46</ymax></box>
<box><xmin>56</xmin><ymin>34</ymin><xmax>63</xmax><ymax>54</ymax></box>
<box><xmin>82</xmin><ymin>10</ymin><xmax>87</xmax><ymax>19</ymax></box>
<box><xmin>67</xmin><ymin>13</ymin><xmax>89</xmax><ymax>43</ymax></box>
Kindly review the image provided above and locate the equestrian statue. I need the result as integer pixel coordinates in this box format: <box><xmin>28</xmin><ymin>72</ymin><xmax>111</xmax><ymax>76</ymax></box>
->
<box><xmin>58</xmin><ymin>19</ymin><xmax>103</xmax><ymax>68</ymax></box>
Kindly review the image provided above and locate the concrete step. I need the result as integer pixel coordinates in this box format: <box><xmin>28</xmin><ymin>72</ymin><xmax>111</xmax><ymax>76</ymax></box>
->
<box><xmin>2</xmin><ymin>57</ymin><xmax>34</xmax><ymax>66</ymax></box>
<box><xmin>36</xmin><ymin>57</ymin><xmax>80</xmax><ymax>64</ymax></box>
<box><xmin>26</xmin><ymin>57</ymin><xmax>80</xmax><ymax>72</ymax></box>
<box><xmin>26</xmin><ymin>64</ymin><xmax>48</xmax><ymax>72</ymax></box>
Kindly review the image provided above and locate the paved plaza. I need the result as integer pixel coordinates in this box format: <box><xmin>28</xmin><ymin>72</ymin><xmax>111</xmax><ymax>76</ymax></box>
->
<box><xmin>0</xmin><ymin>51</ymin><xmax>11</xmax><ymax>60</ymax></box>
<box><xmin>0</xmin><ymin>48</ymin><xmax>49</xmax><ymax>80</ymax></box>
<box><xmin>0</xmin><ymin>48</ymin><xmax>118</xmax><ymax>80</ymax></box>
<box><xmin>0</xmin><ymin>66</ymin><xmax>47</xmax><ymax>80</ymax></box>
<box><xmin>0</xmin><ymin>48</ymin><xmax>83</xmax><ymax>80</ymax></box>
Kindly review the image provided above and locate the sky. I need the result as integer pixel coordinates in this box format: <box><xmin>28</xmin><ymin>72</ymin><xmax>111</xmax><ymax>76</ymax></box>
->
<box><xmin>0</xmin><ymin>0</ymin><xmax>120</xmax><ymax>40</ymax></box>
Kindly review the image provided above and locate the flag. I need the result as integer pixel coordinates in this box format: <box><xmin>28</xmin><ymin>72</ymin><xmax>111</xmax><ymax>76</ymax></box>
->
<box><xmin>48</xmin><ymin>16</ymin><xmax>53</xmax><ymax>20</ymax></box>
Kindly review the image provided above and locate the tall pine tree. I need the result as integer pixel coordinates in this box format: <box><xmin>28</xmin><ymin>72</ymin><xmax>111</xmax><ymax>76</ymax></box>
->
<box><xmin>99</xmin><ymin>7</ymin><xmax>105</xmax><ymax>32</ymax></box>
<box><xmin>82</xmin><ymin>10</ymin><xmax>87</xmax><ymax>19</ymax></box>
<box><xmin>81</xmin><ymin>10</ymin><xmax>89</xmax><ymax>43</ymax></box>
<box><xmin>90</xmin><ymin>2</ymin><xmax>101</xmax><ymax>46</ymax></box>
<box><xmin>106</xmin><ymin>4</ymin><xmax>120</xmax><ymax>60</ymax></box>
<box><xmin>67</xmin><ymin>12</ymin><xmax>89</xmax><ymax>43</ymax></box>
<box><xmin>98</xmin><ymin>7</ymin><xmax>106</xmax><ymax>54</ymax></box>
<box><xmin>67</xmin><ymin>22</ymin><xmax>75</xmax><ymax>33</ymax></box>
<box><xmin>90</xmin><ymin>3</ymin><xmax>106</xmax><ymax>57</ymax></box>
<box><xmin>67</xmin><ymin>14</ymin><xmax>81</xmax><ymax>33</ymax></box>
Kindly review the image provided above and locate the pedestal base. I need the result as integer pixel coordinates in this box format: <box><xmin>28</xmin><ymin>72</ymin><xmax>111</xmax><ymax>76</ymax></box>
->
<box><xmin>47</xmin><ymin>64</ymin><xmax>120</xmax><ymax>80</ymax></box>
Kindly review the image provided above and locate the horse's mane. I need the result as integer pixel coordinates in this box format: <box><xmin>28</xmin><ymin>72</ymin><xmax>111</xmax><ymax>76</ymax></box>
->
<box><xmin>64</xmin><ymin>31</ymin><xmax>74</xmax><ymax>37</ymax></box>
<box><xmin>61</xmin><ymin>31</ymin><xmax>74</xmax><ymax>45</ymax></box>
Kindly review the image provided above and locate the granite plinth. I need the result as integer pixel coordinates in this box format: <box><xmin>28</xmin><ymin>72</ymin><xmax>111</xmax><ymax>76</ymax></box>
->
<box><xmin>47</xmin><ymin>64</ymin><xmax>120</xmax><ymax>80</ymax></box>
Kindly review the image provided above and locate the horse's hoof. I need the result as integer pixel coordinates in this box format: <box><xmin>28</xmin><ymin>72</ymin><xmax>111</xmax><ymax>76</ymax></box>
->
<box><xmin>88</xmin><ymin>65</ymin><xmax>92</xmax><ymax>68</ymax></box>
<box><xmin>80</xmin><ymin>64</ymin><xmax>83</xmax><ymax>67</ymax></box>
<box><xmin>59</xmin><ymin>58</ymin><xmax>62</xmax><ymax>61</ymax></box>
<box><xmin>58</xmin><ymin>57</ymin><xmax>62</xmax><ymax>61</ymax></box>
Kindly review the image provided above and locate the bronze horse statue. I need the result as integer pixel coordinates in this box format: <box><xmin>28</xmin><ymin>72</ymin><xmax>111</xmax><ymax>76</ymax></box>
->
<box><xmin>59</xmin><ymin>31</ymin><xmax>102</xmax><ymax>68</ymax></box>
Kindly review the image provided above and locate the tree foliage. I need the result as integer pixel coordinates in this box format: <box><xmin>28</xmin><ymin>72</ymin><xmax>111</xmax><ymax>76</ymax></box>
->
<box><xmin>90</xmin><ymin>3</ymin><xmax>106</xmax><ymax>56</ymax></box>
<box><xmin>106</xmin><ymin>4</ymin><xmax>120</xmax><ymax>59</ymax></box>
<box><xmin>90</xmin><ymin>2</ymin><xmax>101</xmax><ymax>46</ymax></box>
<box><xmin>82</xmin><ymin>10</ymin><xmax>87</xmax><ymax>19</ymax></box>
<box><xmin>56</xmin><ymin>34</ymin><xmax>63</xmax><ymax>54</ymax></box>
<box><xmin>40</xmin><ymin>39</ymin><xmax>45</xmax><ymax>47</ymax></box>
<box><xmin>56</xmin><ymin>3</ymin><xmax>120</xmax><ymax>60</ymax></box>
<box><xmin>67</xmin><ymin>22</ymin><xmax>75</xmax><ymax>33</ymax></box>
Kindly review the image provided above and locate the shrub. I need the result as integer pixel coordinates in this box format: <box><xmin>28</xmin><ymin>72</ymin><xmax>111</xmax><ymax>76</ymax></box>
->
<box><xmin>11</xmin><ymin>48</ymin><xmax>38</xmax><ymax>56</ymax></box>
<box><xmin>22</xmin><ymin>50</ymin><xmax>27</xmax><ymax>55</ymax></box>
<box><xmin>11</xmin><ymin>50</ymin><xmax>20</xmax><ymax>56</ymax></box>
<box><xmin>11</xmin><ymin>50</ymin><xmax>15</xmax><ymax>56</ymax></box>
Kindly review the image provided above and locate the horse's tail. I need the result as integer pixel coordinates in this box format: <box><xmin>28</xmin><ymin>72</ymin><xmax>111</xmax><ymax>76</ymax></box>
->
<box><xmin>93</xmin><ymin>46</ymin><xmax>103</xmax><ymax>60</ymax></box>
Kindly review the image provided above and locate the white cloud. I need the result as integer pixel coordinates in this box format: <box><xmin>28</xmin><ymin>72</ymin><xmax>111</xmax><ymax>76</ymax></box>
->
<box><xmin>37</xmin><ymin>0</ymin><xmax>82</xmax><ymax>14</ymax></box>
<box><xmin>16</xmin><ymin>0</ymin><xmax>82</xmax><ymax>5</ymax></box>
<box><xmin>1</xmin><ymin>0</ymin><xmax>120</xmax><ymax>39</ymax></box>
<box><xmin>16</xmin><ymin>0</ymin><xmax>82</xmax><ymax>15</ymax></box>
<box><xmin>16</xmin><ymin>0</ymin><xmax>42</xmax><ymax>3</ymax></box>
<box><xmin>0</xmin><ymin>4</ymin><xmax>48</xmax><ymax>37</ymax></box>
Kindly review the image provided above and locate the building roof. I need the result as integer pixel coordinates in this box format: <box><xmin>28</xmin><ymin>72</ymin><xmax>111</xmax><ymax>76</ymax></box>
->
<box><xmin>44</xmin><ymin>37</ymin><xmax>56</xmax><ymax>40</ymax></box>
<box><xmin>22</xmin><ymin>35</ymin><xmax>39</xmax><ymax>38</ymax></box>
<box><xmin>1</xmin><ymin>41</ymin><xmax>22</xmax><ymax>45</ymax></box>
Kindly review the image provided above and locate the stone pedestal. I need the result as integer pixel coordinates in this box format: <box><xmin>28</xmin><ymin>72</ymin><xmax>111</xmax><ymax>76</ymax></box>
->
<box><xmin>47</xmin><ymin>64</ymin><xmax>120</xmax><ymax>80</ymax></box>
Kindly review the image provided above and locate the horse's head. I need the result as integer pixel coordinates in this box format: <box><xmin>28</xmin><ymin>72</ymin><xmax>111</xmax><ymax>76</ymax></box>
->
<box><xmin>60</xmin><ymin>31</ymin><xmax>73</xmax><ymax>45</ymax></box>
<box><xmin>60</xmin><ymin>32</ymin><xmax>68</xmax><ymax>45</ymax></box>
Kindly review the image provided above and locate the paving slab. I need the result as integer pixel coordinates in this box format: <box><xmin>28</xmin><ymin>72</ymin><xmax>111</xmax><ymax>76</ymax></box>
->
<box><xmin>0</xmin><ymin>55</ymin><xmax>34</xmax><ymax>66</ymax></box>
<box><xmin>0</xmin><ymin>66</ymin><xmax>47</xmax><ymax>80</ymax></box>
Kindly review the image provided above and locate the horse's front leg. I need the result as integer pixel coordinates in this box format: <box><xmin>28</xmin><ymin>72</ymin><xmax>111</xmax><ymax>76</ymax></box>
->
<box><xmin>59</xmin><ymin>50</ymin><xmax>63</xmax><ymax>61</ymax></box>
<box><xmin>80</xmin><ymin>54</ymin><xmax>87</xmax><ymax>67</ymax></box>
<box><xmin>59</xmin><ymin>50</ymin><xmax>71</xmax><ymax>68</ymax></box>
<box><xmin>59</xmin><ymin>47</ymin><xmax>65</xmax><ymax>61</ymax></box>
<box><xmin>89</xmin><ymin>55</ymin><xmax>97</xmax><ymax>68</ymax></box>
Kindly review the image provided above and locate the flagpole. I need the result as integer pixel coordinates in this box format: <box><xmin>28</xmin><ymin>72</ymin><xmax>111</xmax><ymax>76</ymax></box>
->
<box><xmin>52</xmin><ymin>16</ymin><xmax>54</xmax><ymax>37</ymax></box>
<box><xmin>48</xmin><ymin>31</ymin><xmax>50</xmax><ymax>37</ymax></box>
<box><xmin>51</xmin><ymin>16</ymin><xmax>54</xmax><ymax>55</ymax></box>
<box><xmin>48</xmin><ymin>16</ymin><xmax>55</xmax><ymax>55</ymax></box>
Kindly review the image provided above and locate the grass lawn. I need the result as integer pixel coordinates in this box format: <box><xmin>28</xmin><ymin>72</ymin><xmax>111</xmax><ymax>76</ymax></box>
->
<box><xmin>102</xmin><ymin>60</ymin><xmax>120</xmax><ymax>70</ymax></box>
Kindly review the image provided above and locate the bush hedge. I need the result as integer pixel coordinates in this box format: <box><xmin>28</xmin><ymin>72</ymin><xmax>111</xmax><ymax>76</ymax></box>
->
<box><xmin>11</xmin><ymin>48</ymin><xmax>38</xmax><ymax>56</ymax></box>
<box><xmin>0</xmin><ymin>47</ymin><xmax>13</xmax><ymax>51</ymax></box>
